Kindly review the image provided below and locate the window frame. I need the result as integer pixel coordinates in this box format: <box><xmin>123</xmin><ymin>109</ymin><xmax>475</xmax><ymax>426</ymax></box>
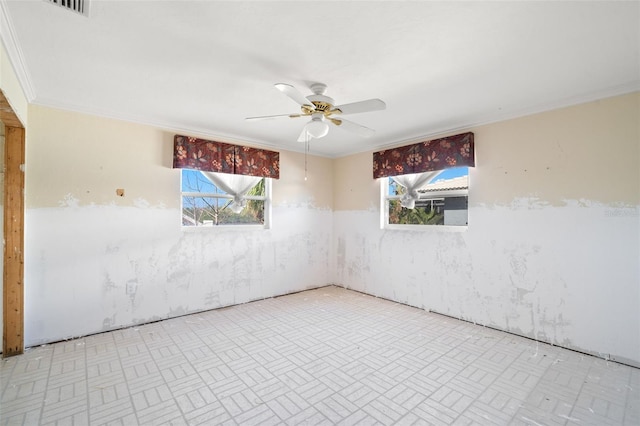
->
<box><xmin>380</xmin><ymin>172</ymin><xmax>469</xmax><ymax>231</ymax></box>
<box><xmin>181</xmin><ymin>170</ymin><xmax>272</xmax><ymax>230</ymax></box>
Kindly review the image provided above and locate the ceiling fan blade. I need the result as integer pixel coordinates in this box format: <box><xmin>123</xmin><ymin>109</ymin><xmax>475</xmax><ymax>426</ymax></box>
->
<box><xmin>245</xmin><ymin>113</ymin><xmax>303</xmax><ymax>121</ymax></box>
<box><xmin>275</xmin><ymin>83</ymin><xmax>315</xmax><ymax>108</ymax></box>
<box><xmin>330</xmin><ymin>118</ymin><xmax>375</xmax><ymax>138</ymax></box>
<box><xmin>333</xmin><ymin>98</ymin><xmax>386</xmax><ymax>115</ymax></box>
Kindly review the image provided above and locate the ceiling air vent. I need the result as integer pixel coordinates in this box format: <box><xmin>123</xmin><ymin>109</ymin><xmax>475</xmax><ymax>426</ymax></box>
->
<box><xmin>45</xmin><ymin>0</ymin><xmax>89</xmax><ymax>17</ymax></box>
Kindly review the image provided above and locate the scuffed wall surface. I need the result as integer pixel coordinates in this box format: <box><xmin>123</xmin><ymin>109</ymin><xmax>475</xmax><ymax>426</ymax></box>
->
<box><xmin>333</xmin><ymin>93</ymin><xmax>640</xmax><ymax>366</ymax></box>
<box><xmin>24</xmin><ymin>105</ymin><xmax>334</xmax><ymax>346</ymax></box>
<box><xmin>334</xmin><ymin>202</ymin><xmax>639</xmax><ymax>365</ymax></box>
<box><xmin>25</xmin><ymin>205</ymin><xmax>332</xmax><ymax>346</ymax></box>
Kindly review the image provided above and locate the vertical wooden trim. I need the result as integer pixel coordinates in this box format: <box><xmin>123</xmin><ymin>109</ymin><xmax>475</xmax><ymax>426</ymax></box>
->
<box><xmin>3</xmin><ymin>125</ymin><xmax>25</xmax><ymax>357</ymax></box>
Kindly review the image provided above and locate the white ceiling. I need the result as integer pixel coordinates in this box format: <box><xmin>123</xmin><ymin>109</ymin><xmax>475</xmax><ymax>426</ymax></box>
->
<box><xmin>1</xmin><ymin>0</ymin><xmax>638</xmax><ymax>157</ymax></box>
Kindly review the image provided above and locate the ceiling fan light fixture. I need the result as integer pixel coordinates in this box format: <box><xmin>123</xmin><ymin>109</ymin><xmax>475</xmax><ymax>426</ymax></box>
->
<box><xmin>305</xmin><ymin>115</ymin><xmax>329</xmax><ymax>139</ymax></box>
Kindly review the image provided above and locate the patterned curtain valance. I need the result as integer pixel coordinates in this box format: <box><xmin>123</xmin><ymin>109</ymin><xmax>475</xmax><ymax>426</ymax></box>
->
<box><xmin>173</xmin><ymin>135</ymin><xmax>280</xmax><ymax>179</ymax></box>
<box><xmin>372</xmin><ymin>132</ymin><xmax>474</xmax><ymax>179</ymax></box>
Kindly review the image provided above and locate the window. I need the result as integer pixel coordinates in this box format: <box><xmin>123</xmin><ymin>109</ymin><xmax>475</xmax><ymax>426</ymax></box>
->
<box><xmin>181</xmin><ymin>169</ymin><xmax>271</xmax><ymax>228</ymax></box>
<box><xmin>382</xmin><ymin>167</ymin><xmax>468</xmax><ymax>227</ymax></box>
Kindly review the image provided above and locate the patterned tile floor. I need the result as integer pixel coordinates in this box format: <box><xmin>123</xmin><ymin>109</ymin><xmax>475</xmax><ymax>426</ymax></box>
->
<box><xmin>1</xmin><ymin>286</ymin><xmax>638</xmax><ymax>425</ymax></box>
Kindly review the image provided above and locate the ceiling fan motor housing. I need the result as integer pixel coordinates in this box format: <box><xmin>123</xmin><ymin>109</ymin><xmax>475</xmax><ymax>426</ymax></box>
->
<box><xmin>307</xmin><ymin>95</ymin><xmax>335</xmax><ymax>112</ymax></box>
<box><xmin>307</xmin><ymin>81</ymin><xmax>335</xmax><ymax>112</ymax></box>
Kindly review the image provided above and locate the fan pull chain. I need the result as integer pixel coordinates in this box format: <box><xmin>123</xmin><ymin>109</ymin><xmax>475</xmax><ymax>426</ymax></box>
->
<box><xmin>304</xmin><ymin>133</ymin><xmax>309</xmax><ymax>181</ymax></box>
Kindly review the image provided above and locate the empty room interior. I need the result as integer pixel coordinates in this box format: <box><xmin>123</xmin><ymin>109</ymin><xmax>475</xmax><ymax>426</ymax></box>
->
<box><xmin>0</xmin><ymin>1</ymin><xmax>639</xmax><ymax>425</ymax></box>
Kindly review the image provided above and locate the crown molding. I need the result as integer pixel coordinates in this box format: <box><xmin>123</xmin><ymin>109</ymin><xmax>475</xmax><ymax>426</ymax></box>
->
<box><xmin>0</xmin><ymin>0</ymin><xmax>36</xmax><ymax>102</ymax></box>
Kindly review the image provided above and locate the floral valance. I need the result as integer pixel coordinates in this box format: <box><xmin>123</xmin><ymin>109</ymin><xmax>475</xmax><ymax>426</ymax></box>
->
<box><xmin>173</xmin><ymin>135</ymin><xmax>280</xmax><ymax>179</ymax></box>
<box><xmin>373</xmin><ymin>132</ymin><xmax>474</xmax><ymax>179</ymax></box>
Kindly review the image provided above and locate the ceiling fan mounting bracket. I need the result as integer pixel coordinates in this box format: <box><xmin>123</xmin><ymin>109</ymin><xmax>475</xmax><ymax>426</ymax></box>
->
<box><xmin>309</xmin><ymin>83</ymin><xmax>328</xmax><ymax>95</ymax></box>
<box><xmin>307</xmin><ymin>83</ymin><xmax>336</xmax><ymax>108</ymax></box>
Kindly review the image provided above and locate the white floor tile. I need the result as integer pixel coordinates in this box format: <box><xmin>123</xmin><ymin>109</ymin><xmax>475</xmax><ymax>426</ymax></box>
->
<box><xmin>1</xmin><ymin>286</ymin><xmax>638</xmax><ymax>425</ymax></box>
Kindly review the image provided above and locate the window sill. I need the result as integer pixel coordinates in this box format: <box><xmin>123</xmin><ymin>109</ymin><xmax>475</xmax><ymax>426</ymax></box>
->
<box><xmin>383</xmin><ymin>224</ymin><xmax>468</xmax><ymax>232</ymax></box>
<box><xmin>182</xmin><ymin>224</ymin><xmax>269</xmax><ymax>231</ymax></box>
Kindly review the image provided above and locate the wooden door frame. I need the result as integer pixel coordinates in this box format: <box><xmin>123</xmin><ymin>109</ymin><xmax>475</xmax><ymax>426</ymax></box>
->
<box><xmin>1</xmin><ymin>89</ymin><xmax>25</xmax><ymax>357</ymax></box>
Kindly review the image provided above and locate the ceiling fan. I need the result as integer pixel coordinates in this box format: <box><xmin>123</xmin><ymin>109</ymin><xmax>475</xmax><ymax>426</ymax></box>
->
<box><xmin>246</xmin><ymin>83</ymin><xmax>386</xmax><ymax>142</ymax></box>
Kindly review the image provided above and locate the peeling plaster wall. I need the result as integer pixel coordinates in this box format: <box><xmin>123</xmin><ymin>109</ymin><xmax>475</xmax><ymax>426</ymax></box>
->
<box><xmin>333</xmin><ymin>93</ymin><xmax>640</xmax><ymax>366</ymax></box>
<box><xmin>24</xmin><ymin>105</ymin><xmax>333</xmax><ymax>346</ymax></box>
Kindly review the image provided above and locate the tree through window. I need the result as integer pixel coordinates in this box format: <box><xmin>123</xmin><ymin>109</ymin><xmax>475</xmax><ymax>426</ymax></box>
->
<box><xmin>181</xmin><ymin>170</ymin><xmax>270</xmax><ymax>227</ymax></box>
<box><xmin>384</xmin><ymin>167</ymin><xmax>469</xmax><ymax>227</ymax></box>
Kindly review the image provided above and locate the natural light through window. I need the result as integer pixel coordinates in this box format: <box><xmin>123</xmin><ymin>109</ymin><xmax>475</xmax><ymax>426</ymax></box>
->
<box><xmin>181</xmin><ymin>170</ymin><xmax>271</xmax><ymax>228</ymax></box>
<box><xmin>382</xmin><ymin>167</ymin><xmax>469</xmax><ymax>227</ymax></box>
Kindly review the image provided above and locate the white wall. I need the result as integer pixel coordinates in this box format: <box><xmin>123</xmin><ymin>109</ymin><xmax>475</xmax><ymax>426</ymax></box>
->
<box><xmin>23</xmin><ymin>105</ymin><xmax>334</xmax><ymax>346</ymax></box>
<box><xmin>333</xmin><ymin>93</ymin><xmax>640</xmax><ymax>366</ymax></box>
